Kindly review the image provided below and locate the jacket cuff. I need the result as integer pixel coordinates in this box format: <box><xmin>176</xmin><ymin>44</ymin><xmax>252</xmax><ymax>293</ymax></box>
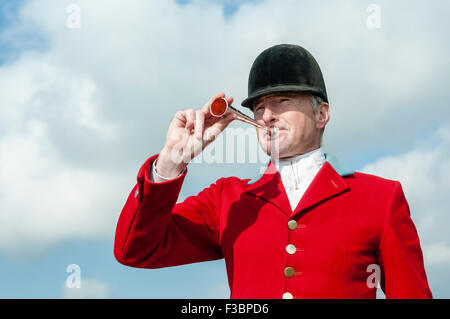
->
<box><xmin>150</xmin><ymin>158</ymin><xmax>187</xmax><ymax>183</ymax></box>
<box><xmin>136</xmin><ymin>154</ymin><xmax>188</xmax><ymax>200</ymax></box>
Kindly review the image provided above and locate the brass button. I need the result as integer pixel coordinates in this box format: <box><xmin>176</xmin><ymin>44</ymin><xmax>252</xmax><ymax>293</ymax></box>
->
<box><xmin>288</xmin><ymin>220</ymin><xmax>298</xmax><ymax>230</ymax></box>
<box><xmin>284</xmin><ymin>267</ymin><xmax>295</xmax><ymax>278</ymax></box>
<box><xmin>282</xmin><ymin>292</ymin><xmax>293</xmax><ymax>299</ymax></box>
<box><xmin>286</xmin><ymin>244</ymin><xmax>296</xmax><ymax>255</ymax></box>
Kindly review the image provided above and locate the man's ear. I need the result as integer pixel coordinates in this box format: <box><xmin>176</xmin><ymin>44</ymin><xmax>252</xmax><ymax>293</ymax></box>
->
<box><xmin>316</xmin><ymin>102</ymin><xmax>330</xmax><ymax>129</ymax></box>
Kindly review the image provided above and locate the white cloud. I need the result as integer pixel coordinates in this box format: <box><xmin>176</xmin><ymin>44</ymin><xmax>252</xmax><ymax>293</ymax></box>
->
<box><xmin>422</xmin><ymin>242</ymin><xmax>450</xmax><ymax>267</ymax></box>
<box><xmin>361</xmin><ymin>124</ymin><xmax>450</xmax><ymax>246</ymax></box>
<box><xmin>208</xmin><ymin>282</ymin><xmax>230</xmax><ymax>299</ymax></box>
<box><xmin>0</xmin><ymin>117</ymin><xmax>128</xmax><ymax>258</ymax></box>
<box><xmin>61</xmin><ymin>278</ymin><xmax>112</xmax><ymax>299</ymax></box>
<box><xmin>0</xmin><ymin>53</ymin><xmax>129</xmax><ymax>258</ymax></box>
<box><xmin>0</xmin><ymin>0</ymin><xmax>449</xmax><ymax>264</ymax></box>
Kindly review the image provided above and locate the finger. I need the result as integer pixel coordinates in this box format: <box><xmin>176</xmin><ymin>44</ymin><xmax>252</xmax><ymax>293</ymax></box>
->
<box><xmin>225</xmin><ymin>96</ymin><xmax>234</xmax><ymax>107</ymax></box>
<box><xmin>194</xmin><ymin>110</ymin><xmax>204</xmax><ymax>140</ymax></box>
<box><xmin>185</xmin><ymin>109</ymin><xmax>196</xmax><ymax>132</ymax></box>
<box><xmin>201</xmin><ymin>92</ymin><xmax>226</xmax><ymax>115</ymax></box>
<box><xmin>205</xmin><ymin>112</ymin><xmax>235</xmax><ymax>139</ymax></box>
<box><xmin>169</xmin><ymin>110</ymin><xmax>187</xmax><ymax>131</ymax></box>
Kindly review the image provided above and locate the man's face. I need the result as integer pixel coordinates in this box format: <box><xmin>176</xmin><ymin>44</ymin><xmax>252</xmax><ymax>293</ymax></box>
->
<box><xmin>253</xmin><ymin>92</ymin><xmax>328</xmax><ymax>159</ymax></box>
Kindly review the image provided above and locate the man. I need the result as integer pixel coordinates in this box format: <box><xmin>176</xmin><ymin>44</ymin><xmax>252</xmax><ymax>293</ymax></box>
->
<box><xmin>114</xmin><ymin>44</ymin><xmax>432</xmax><ymax>299</ymax></box>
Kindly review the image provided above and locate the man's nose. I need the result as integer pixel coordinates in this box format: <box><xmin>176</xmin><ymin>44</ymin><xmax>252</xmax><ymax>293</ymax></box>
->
<box><xmin>262</xmin><ymin>107</ymin><xmax>277</xmax><ymax>125</ymax></box>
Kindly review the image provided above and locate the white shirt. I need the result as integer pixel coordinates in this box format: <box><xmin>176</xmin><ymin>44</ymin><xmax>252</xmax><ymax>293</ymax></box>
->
<box><xmin>150</xmin><ymin>159</ymin><xmax>185</xmax><ymax>183</ymax></box>
<box><xmin>150</xmin><ymin>147</ymin><xmax>326</xmax><ymax>212</ymax></box>
<box><xmin>274</xmin><ymin>147</ymin><xmax>325</xmax><ymax>211</ymax></box>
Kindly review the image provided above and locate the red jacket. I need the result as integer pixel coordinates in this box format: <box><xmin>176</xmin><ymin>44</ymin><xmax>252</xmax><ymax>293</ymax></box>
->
<box><xmin>114</xmin><ymin>153</ymin><xmax>432</xmax><ymax>299</ymax></box>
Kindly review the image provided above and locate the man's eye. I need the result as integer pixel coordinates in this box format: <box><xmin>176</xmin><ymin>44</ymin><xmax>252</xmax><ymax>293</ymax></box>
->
<box><xmin>254</xmin><ymin>106</ymin><xmax>264</xmax><ymax>113</ymax></box>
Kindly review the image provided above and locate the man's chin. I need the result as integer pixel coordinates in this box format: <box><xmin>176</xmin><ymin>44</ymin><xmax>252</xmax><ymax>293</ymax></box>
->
<box><xmin>261</xmin><ymin>138</ymin><xmax>288</xmax><ymax>159</ymax></box>
<box><xmin>264</xmin><ymin>144</ymin><xmax>289</xmax><ymax>159</ymax></box>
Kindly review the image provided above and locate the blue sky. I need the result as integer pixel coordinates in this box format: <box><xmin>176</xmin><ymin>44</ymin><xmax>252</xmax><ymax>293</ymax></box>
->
<box><xmin>176</xmin><ymin>0</ymin><xmax>262</xmax><ymax>17</ymax></box>
<box><xmin>0</xmin><ymin>0</ymin><xmax>47</xmax><ymax>65</ymax></box>
<box><xmin>0</xmin><ymin>240</ymin><xmax>228</xmax><ymax>298</ymax></box>
<box><xmin>0</xmin><ymin>0</ymin><xmax>22</xmax><ymax>64</ymax></box>
<box><xmin>0</xmin><ymin>0</ymin><xmax>449</xmax><ymax>299</ymax></box>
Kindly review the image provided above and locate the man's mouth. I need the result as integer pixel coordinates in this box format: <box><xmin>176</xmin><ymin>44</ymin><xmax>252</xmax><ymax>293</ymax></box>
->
<box><xmin>265</xmin><ymin>126</ymin><xmax>285</xmax><ymax>139</ymax></box>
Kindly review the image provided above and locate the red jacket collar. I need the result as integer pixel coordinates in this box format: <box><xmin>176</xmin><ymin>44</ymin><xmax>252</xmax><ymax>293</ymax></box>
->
<box><xmin>246</xmin><ymin>159</ymin><xmax>352</xmax><ymax>217</ymax></box>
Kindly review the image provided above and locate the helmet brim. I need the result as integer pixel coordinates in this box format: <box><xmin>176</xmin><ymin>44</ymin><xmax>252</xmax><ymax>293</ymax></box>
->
<box><xmin>241</xmin><ymin>84</ymin><xmax>328</xmax><ymax>110</ymax></box>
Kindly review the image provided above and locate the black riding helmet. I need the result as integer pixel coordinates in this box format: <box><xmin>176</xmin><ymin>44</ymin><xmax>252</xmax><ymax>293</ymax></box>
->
<box><xmin>241</xmin><ymin>44</ymin><xmax>328</xmax><ymax>110</ymax></box>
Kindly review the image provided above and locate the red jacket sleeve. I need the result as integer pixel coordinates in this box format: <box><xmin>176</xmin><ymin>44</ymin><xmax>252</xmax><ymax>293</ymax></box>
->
<box><xmin>377</xmin><ymin>181</ymin><xmax>432</xmax><ymax>298</ymax></box>
<box><xmin>114</xmin><ymin>154</ymin><xmax>224</xmax><ymax>268</ymax></box>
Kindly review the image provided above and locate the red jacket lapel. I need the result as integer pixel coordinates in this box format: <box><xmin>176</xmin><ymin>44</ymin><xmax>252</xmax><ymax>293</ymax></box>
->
<box><xmin>245</xmin><ymin>161</ymin><xmax>292</xmax><ymax>217</ymax></box>
<box><xmin>292</xmin><ymin>161</ymin><xmax>350</xmax><ymax>217</ymax></box>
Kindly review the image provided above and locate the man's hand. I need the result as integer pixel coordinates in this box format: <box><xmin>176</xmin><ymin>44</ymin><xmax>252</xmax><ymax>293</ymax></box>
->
<box><xmin>156</xmin><ymin>92</ymin><xmax>236</xmax><ymax>179</ymax></box>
